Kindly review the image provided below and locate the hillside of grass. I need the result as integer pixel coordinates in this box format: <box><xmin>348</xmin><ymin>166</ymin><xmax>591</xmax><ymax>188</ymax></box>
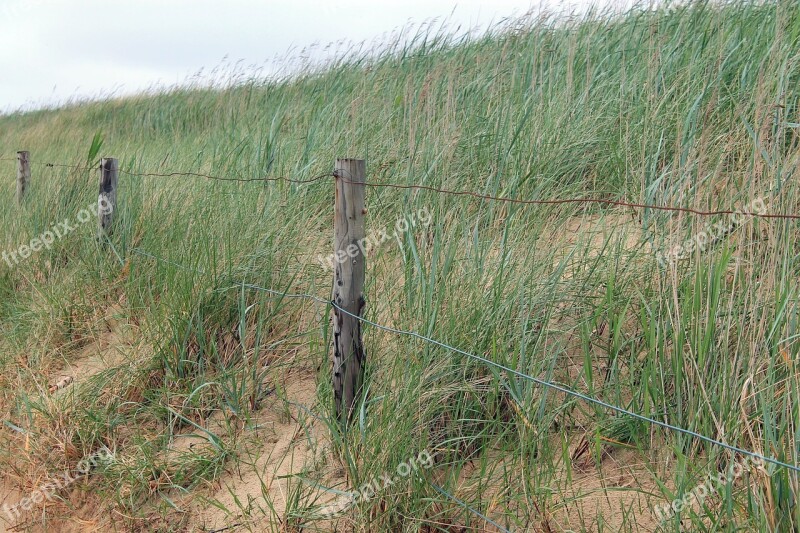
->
<box><xmin>1</xmin><ymin>1</ymin><xmax>799</xmax><ymax>531</ymax></box>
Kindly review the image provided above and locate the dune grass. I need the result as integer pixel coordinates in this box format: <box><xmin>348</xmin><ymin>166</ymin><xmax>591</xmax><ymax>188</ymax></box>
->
<box><xmin>1</xmin><ymin>1</ymin><xmax>799</xmax><ymax>531</ymax></box>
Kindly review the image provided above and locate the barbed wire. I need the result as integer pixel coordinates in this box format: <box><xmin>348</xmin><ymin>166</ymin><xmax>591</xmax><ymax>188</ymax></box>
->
<box><xmin>42</xmin><ymin>162</ymin><xmax>96</xmax><ymax>171</ymax></box>
<box><xmin>131</xmin><ymin>247</ymin><xmax>800</xmax><ymax>476</ymax></box>
<box><xmin>8</xmin><ymin>156</ymin><xmax>800</xmax><ymax>220</ymax></box>
<box><xmin>10</xmin><ymin>158</ymin><xmax>333</xmax><ymax>185</ymax></box>
<box><xmin>336</xmin><ymin>174</ymin><xmax>800</xmax><ymax>220</ymax></box>
<box><xmin>118</xmin><ymin>168</ymin><xmax>334</xmax><ymax>184</ymax></box>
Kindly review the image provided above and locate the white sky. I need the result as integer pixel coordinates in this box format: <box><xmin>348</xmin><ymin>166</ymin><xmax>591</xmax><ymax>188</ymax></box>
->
<box><xmin>0</xmin><ymin>0</ymin><xmax>622</xmax><ymax>113</ymax></box>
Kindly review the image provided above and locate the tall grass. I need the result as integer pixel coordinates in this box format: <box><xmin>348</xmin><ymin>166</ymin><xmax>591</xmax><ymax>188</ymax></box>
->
<box><xmin>1</xmin><ymin>1</ymin><xmax>799</xmax><ymax>531</ymax></box>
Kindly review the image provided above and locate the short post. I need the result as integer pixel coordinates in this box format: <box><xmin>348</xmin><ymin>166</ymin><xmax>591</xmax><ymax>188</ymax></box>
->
<box><xmin>16</xmin><ymin>151</ymin><xmax>30</xmax><ymax>204</ymax></box>
<box><xmin>332</xmin><ymin>158</ymin><xmax>366</xmax><ymax>424</ymax></box>
<box><xmin>98</xmin><ymin>158</ymin><xmax>118</xmax><ymax>236</ymax></box>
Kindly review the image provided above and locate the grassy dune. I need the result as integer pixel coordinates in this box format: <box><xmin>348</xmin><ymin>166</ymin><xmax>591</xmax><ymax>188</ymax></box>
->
<box><xmin>1</xmin><ymin>1</ymin><xmax>799</xmax><ymax>531</ymax></box>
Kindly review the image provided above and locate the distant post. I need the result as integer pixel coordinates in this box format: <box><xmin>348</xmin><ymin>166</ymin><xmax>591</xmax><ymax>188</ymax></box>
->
<box><xmin>98</xmin><ymin>158</ymin><xmax>118</xmax><ymax>236</ymax></box>
<box><xmin>16</xmin><ymin>151</ymin><xmax>30</xmax><ymax>204</ymax></box>
<box><xmin>332</xmin><ymin>158</ymin><xmax>366</xmax><ymax>424</ymax></box>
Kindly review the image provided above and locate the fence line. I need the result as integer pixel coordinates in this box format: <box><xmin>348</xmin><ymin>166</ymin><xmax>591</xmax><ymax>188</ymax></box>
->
<box><xmin>4</xmin><ymin>151</ymin><xmax>799</xmax><ymax>527</ymax></box>
<box><xmin>130</xmin><ymin>246</ymin><xmax>800</xmax><ymax>476</ymax></box>
<box><xmin>8</xmin><ymin>158</ymin><xmax>333</xmax><ymax>185</ymax></box>
<box><xmin>8</xmin><ymin>157</ymin><xmax>800</xmax><ymax>220</ymax></box>
<box><xmin>10</xmin><ymin>155</ymin><xmax>800</xmax><ymax>461</ymax></box>
<box><xmin>118</xmin><ymin>168</ymin><xmax>334</xmax><ymax>185</ymax></box>
<box><xmin>359</xmin><ymin>179</ymin><xmax>798</xmax><ymax>219</ymax></box>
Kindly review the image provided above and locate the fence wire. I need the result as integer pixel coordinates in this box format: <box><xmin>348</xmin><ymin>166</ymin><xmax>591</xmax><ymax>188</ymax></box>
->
<box><xmin>131</xmin><ymin>247</ymin><xmax>800</xmax><ymax>476</ymax></box>
<box><xmin>8</xmin><ymin>157</ymin><xmax>800</xmax><ymax>220</ymax></box>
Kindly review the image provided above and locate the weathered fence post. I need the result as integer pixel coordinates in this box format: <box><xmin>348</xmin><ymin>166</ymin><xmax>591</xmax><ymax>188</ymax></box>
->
<box><xmin>98</xmin><ymin>158</ymin><xmax>118</xmax><ymax>236</ymax></box>
<box><xmin>332</xmin><ymin>158</ymin><xmax>366</xmax><ymax>424</ymax></box>
<box><xmin>16</xmin><ymin>151</ymin><xmax>30</xmax><ymax>204</ymax></box>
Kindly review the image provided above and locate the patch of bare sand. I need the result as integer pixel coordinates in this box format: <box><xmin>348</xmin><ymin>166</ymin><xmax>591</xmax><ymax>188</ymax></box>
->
<box><xmin>0</xmin><ymin>304</ymin><xmax>137</xmax><ymax>533</ymax></box>
<box><xmin>448</xmin><ymin>444</ymin><xmax>664</xmax><ymax>532</ymax></box>
<box><xmin>551</xmin><ymin>446</ymin><xmax>662</xmax><ymax>532</ymax></box>
<box><xmin>47</xmin><ymin>303</ymin><xmax>137</xmax><ymax>398</ymax></box>
<box><xmin>0</xmin><ymin>481</ymin><xmax>23</xmax><ymax>533</ymax></box>
<box><xmin>189</xmin><ymin>368</ymin><xmax>347</xmax><ymax>532</ymax></box>
<box><xmin>546</xmin><ymin>212</ymin><xmax>649</xmax><ymax>271</ymax></box>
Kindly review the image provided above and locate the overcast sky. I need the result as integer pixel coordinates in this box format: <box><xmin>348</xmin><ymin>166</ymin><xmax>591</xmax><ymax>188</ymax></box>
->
<box><xmin>0</xmin><ymin>0</ymin><xmax>624</xmax><ymax>113</ymax></box>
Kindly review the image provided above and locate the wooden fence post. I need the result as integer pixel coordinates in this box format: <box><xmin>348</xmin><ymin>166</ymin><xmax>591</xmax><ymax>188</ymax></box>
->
<box><xmin>98</xmin><ymin>158</ymin><xmax>118</xmax><ymax>236</ymax></box>
<box><xmin>332</xmin><ymin>158</ymin><xmax>366</xmax><ymax>423</ymax></box>
<box><xmin>16</xmin><ymin>151</ymin><xmax>30</xmax><ymax>204</ymax></box>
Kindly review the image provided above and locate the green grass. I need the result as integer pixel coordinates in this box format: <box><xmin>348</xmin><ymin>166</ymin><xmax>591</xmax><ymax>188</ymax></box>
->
<box><xmin>1</xmin><ymin>1</ymin><xmax>799</xmax><ymax>531</ymax></box>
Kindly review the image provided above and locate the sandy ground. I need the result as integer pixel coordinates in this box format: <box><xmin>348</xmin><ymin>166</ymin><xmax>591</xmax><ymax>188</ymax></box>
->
<box><xmin>0</xmin><ymin>215</ymin><xmax>674</xmax><ymax>532</ymax></box>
